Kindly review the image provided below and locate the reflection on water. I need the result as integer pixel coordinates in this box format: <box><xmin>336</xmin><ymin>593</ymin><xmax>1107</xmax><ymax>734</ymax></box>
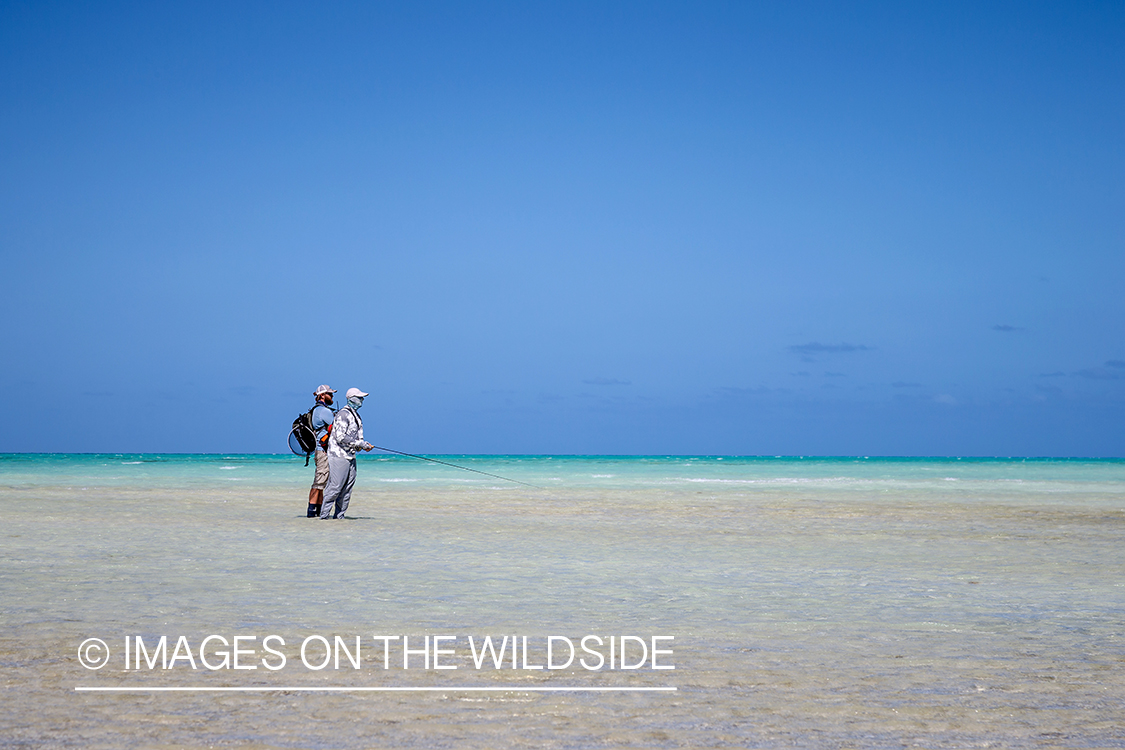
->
<box><xmin>1</xmin><ymin>455</ymin><xmax>1123</xmax><ymax>747</ymax></box>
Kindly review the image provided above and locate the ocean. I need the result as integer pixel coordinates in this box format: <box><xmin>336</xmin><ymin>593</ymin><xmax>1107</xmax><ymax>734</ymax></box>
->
<box><xmin>2</xmin><ymin>454</ymin><xmax>1123</xmax><ymax>748</ymax></box>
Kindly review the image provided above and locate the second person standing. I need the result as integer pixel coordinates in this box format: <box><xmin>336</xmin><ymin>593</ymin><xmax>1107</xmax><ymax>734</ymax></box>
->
<box><xmin>319</xmin><ymin>387</ymin><xmax>374</xmax><ymax>519</ymax></box>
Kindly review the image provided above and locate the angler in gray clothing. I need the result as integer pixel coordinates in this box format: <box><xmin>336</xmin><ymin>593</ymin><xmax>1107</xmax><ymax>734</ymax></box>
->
<box><xmin>320</xmin><ymin>387</ymin><xmax>374</xmax><ymax>519</ymax></box>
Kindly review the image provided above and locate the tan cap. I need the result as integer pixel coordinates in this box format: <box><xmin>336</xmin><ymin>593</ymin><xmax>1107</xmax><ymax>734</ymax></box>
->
<box><xmin>314</xmin><ymin>384</ymin><xmax>336</xmax><ymax>396</ymax></box>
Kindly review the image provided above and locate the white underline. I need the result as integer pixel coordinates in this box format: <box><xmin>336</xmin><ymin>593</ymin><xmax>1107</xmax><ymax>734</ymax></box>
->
<box><xmin>76</xmin><ymin>686</ymin><xmax>676</xmax><ymax>693</ymax></box>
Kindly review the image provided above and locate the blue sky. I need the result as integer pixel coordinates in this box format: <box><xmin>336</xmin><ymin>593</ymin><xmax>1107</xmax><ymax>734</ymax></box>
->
<box><xmin>2</xmin><ymin>1</ymin><xmax>1123</xmax><ymax>455</ymax></box>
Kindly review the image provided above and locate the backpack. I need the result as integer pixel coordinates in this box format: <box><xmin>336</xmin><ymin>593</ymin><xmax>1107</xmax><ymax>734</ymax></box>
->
<box><xmin>288</xmin><ymin>408</ymin><xmax>318</xmax><ymax>466</ymax></box>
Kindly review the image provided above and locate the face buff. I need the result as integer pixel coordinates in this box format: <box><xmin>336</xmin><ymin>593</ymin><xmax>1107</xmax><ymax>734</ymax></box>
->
<box><xmin>348</xmin><ymin>397</ymin><xmax>364</xmax><ymax>410</ymax></box>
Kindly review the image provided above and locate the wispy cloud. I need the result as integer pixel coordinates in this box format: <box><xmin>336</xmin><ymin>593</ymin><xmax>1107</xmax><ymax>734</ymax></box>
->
<box><xmin>582</xmin><ymin>377</ymin><xmax>631</xmax><ymax>386</ymax></box>
<box><xmin>713</xmin><ymin>385</ymin><xmax>776</xmax><ymax>398</ymax></box>
<box><xmin>892</xmin><ymin>381</ymin><xmax>923</xmax><ymax>388</ymax></box>
<box><xmin>788</xmin><ymin>342</ymin><xmax>873</xmax><ymax>355</ymax></box>
<box><xmin>1075</xmin><ymin>364</ymin><xmax>1125</xmax><ymax>380</ymax></box>
<box><xmin>1039</xmin><ymin>372</ymin><xmax>1066</xmax><ymax>378</ymax></box>
<box><xmin>992</xmin><ymin>324</ymin><xmax>1025</xmax><ymax>332</ymax></box>
<box><xmin>1107</xmin><ymin>360</ymin><xmax>1125</xmax><ymax>369</ymax></box>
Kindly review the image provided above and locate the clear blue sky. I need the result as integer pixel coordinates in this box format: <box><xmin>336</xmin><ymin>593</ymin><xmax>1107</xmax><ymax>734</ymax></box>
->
<box><xmin>2</xmin><ymin>1</ymin><xmax>1122</xmax><ymax>455</ymax></box>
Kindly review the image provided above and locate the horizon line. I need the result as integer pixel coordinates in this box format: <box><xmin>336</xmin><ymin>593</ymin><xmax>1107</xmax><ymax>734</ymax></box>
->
<box><xmin>3</xmin><ymin>452</ymin><xmax>1123</xmax><ymax>460</ymax></box>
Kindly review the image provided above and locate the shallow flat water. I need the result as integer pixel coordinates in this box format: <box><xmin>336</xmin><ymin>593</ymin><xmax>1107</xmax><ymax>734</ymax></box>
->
<box><xmin>2</xmin><ymin>455</ymin><xmax>1124</xmax><ymax>748</ymax></box>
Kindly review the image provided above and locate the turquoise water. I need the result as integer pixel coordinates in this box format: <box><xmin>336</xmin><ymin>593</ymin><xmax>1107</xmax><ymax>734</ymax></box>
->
<box><xmin>2</xmin><ymin>455</ymin><xmax>1124</xmax><ymax>747</ymax></box>
<box><xmin>4</xmin><ymin>452</ymin><xmax>1124</xmax><ymax>489</ymax></box>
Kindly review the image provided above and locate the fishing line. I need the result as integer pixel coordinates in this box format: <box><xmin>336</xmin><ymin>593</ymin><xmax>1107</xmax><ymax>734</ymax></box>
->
<box><xmin>370</xmin><ymin>446</ymin><xmax>541</xmax><ymax>489</ymax></box>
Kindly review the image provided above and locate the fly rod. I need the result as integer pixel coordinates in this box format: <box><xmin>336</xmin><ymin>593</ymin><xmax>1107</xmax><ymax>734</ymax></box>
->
<box><xmin>370</xmin><ymin>446</ymin><xmax>541</xmax><ymax>489</ymax></box>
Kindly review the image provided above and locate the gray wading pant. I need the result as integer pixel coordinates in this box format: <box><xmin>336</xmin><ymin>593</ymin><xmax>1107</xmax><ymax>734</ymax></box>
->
<box><xmin>320</xmin><ymin>456</ymin><xmax>357</xmax><ymax>519</ymax></box>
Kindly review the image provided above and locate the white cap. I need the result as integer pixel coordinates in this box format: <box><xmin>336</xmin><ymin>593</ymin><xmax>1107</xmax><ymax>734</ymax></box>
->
<box><xmin>346</xmin><ymin>387</ymin><xmax>369</xmax><ymax>399</ymax></box>
<box><xmin>314</xmin><ymin>384</ymin><xmax>336</xmax><ymax>396</ymax></box>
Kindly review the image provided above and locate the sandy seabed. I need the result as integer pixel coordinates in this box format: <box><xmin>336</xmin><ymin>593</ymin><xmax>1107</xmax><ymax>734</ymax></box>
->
<box><xmin>2</xmin><ymin>462</ymin><xmax>1124</xmax><ymax>748</ymax></box>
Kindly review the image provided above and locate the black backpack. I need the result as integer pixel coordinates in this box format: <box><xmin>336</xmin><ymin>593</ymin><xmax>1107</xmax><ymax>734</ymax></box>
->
<box><xmin>288</xmin><ymin>409</ymin><xmax>318</xmax><ymax>466</ymax></box>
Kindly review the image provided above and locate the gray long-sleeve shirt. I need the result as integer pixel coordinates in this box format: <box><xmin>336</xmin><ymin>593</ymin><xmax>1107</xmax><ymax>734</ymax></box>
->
<box><xmin>327</xmin><ymin>406</ymin><xmax>370</xmax><ymax>459</ymax></box>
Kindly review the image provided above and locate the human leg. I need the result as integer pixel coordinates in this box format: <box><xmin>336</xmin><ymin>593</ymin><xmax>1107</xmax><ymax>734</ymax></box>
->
<box><xmin>320</xmin><ymin>456</ymin><xmax>351</xmax><ymax>519</ymax></box>
<box><xmin>334</xmin><ymin>458</ymin><xmax>357</xmax><ymax>518</ymax></box>
<box><xmin>308</xmin><ymin>451</ymin><xmax>329</xmax><ymax>517</ymax></box>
